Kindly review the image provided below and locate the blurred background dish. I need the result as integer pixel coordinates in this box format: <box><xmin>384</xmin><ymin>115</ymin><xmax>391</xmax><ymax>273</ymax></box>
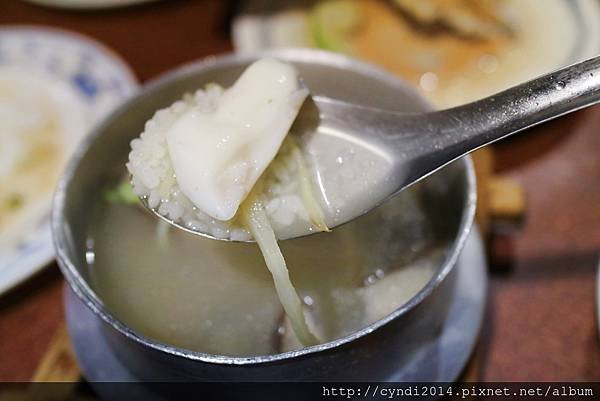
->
<box><xmin>21</xmin><ymin>0</ymin><xmax>159</xmax><ymax>10</ymax></box>
<box><xmin>0</xmin><ymin>26</ymin><xmax>137</xmax><ymax>295</ymax></box>
<box><xmin>233</xmin><ymin>0</ymin><xmax>600</xmax><ymax>108</ymax></box>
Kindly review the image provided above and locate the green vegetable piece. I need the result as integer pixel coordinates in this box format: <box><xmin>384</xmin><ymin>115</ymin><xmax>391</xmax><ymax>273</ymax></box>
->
<box><xmin>309</xmin><ymin>0</ymin><xmax>361</xmax><ymax>54</ymax></box>
<box><xmin>104</xmin><ymin>180</ymin><xmax>139</xmax><ymax>205</ymax></box>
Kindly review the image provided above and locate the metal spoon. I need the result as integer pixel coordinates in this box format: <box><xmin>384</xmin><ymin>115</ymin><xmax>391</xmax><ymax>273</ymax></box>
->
<box><xmin>142</xmin><ymin>55</ymin><xmax>600</xmax><ymax>241</ymax></box>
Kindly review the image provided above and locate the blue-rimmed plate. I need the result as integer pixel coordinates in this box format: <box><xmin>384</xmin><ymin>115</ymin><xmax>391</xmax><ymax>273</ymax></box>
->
<box><xmin>0</xmin><ymin>26</ymin><xmax>138</xmax><ymax>295</ymax></box>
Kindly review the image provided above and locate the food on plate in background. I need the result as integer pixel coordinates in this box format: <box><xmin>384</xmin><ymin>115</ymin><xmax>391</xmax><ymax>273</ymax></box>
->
<box><xmin>391</xmin><ymin>0</ymin><xmax>515</xmax><ymax>40</ymax></box>
<box><xmin>235</xmin><ymin>0</ymin><xmax>600</xmax><ymax>107</ymax></box>
<box><xmin>0</xmin><ymin>68</ymin><xmax>86</xmax><ymax>250</ymax></box>
<box><xmin>309</xmin><ymin>0</ymin><xmax>599</xmax><ymax>107</ymax></box>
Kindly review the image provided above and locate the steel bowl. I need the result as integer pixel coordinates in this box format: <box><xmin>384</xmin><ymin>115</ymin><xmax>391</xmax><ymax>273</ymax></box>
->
<box><xmin>52</xmin><ymin>49</ymin><xmax>476</xmax><ymax>381</ymax></box>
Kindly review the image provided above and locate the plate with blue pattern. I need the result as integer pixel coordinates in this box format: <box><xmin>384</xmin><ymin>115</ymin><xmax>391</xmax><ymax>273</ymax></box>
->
<box><xmin>0</xmin><ymin>26</ymin><xmax>138</xmax><ymax>295</ymax></box>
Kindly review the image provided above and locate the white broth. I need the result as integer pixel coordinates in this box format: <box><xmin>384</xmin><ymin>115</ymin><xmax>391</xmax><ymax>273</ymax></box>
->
<box><xmin>89</xmin><ymin>184</ymin><xmax>441</xmax><ymax>356</ymax></box>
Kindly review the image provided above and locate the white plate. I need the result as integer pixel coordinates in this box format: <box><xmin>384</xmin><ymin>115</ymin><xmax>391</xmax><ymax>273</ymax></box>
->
<box><xmin>0</xmin><ymin>26</ymin><xmax>138</xmax><ymax>295</ymax></box>
<box><xmin>21</xmin><ymin>0</ymin><xmax>159</xmax><ymax>10</ymax></box>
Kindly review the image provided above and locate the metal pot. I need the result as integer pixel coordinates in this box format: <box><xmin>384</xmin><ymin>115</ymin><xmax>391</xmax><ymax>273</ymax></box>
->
<box><xmin>52</xmin><ymin>49</ymin><xmax>476</xmax><ymax>381</ymax></box>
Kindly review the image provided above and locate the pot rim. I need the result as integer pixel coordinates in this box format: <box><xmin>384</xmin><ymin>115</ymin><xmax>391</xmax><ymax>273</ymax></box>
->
<box><xmin>52</xmin><ymin>48</ymin><xmax>477</xmax><ymax>366</ymax></box>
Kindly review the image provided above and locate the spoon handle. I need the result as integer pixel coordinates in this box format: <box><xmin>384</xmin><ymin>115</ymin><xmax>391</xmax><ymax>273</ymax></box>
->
<box><xmin>408</xmin><ymin>55</ymin><xmax>600</xmax><ymax>175</ymax></box>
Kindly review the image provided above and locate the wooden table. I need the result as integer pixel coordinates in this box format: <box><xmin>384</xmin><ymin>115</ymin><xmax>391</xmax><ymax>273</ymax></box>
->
<box><xmin>1</xmin><ymin>0</ymin><xmax>599</xmax><ymax>382</ymax></box>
